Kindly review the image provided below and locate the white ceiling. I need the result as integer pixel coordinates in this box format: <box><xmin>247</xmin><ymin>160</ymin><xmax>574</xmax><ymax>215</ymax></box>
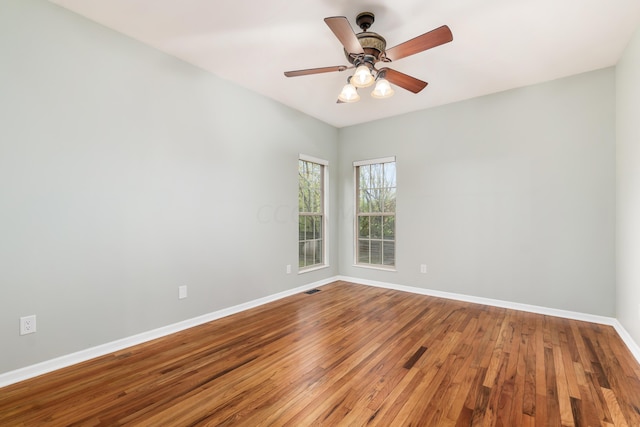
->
<box><xmin>50</xmin><ymin>0</ymin><xmax>640</xmax><ymax>128</ymax></box>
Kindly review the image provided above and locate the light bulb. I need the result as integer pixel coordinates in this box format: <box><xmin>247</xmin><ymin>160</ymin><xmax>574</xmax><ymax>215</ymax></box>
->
<box><xmin>338</xmin><ymin>83</ymin><xmax>360</xmax><ymax>103</ymax></box>
<box><xmin>371</xmin><ymin>78</ymin><xmax>395</xmax><ymax>99</ymax></box>
<box><xmin>351</xmin><ymin>65</ymin><xmax>375</xmax><ymax>88</ymax></box>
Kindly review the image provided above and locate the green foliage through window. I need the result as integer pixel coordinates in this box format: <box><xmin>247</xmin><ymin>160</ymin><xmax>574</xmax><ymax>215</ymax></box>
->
<box><xmin>356</xmin><ymin>160</ymin><xmax>396</xmax><ymax>266</ymax></box>
<box><xmin>299</xmin><ymin>159</ymin><xmax>325</xmax><ymax>269</ymax></box>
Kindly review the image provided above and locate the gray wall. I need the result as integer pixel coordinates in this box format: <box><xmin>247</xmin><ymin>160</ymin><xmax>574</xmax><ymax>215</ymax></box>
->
<box><xmin>338</xmin><ymin>68</ymin><xmax>616</xmax><ymax>316</ymax></box>
<box><xmin>0</xmin><ymin>0</ymin><xmax>338</xmax><ymax>373</ymax></box>
<box><xmin>617</xmin><ymin>25</ymin><xmax>640</xmax><ymax>345</ymax></box>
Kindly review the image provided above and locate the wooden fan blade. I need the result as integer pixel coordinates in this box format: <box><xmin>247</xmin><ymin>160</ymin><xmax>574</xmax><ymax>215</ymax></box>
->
<box><xmin>324</xmin><ymin>16</ymin><xmax>364</xmax><ymax>55</ymax></box>
<box><xmin>284</xmin><ymin>65</ymin><xmax>348</xmax><ymax>77</ymax></box>
<box><xmin>379</xmin><ymin>68</ymin><xmax>428</xmax><ymax>93</ymax></box>
<box><xmin>385</xmin><ymin>25</ymin><xmax>453</xmax><ymax>62</ymax></box>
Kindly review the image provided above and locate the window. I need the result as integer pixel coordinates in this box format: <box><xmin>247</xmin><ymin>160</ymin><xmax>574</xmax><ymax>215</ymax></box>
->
<box><xmin>298</xmin><ymin>155</ymin><xmax>328</xmax><ymax>271</ymax></box>
<box><xmin>355</xmin><ymin>157</ymin><xmax>396</xmax><ymax>268</ymax></box>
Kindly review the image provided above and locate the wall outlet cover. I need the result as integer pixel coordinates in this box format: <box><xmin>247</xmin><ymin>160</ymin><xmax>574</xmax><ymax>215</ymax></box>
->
<box><xmin>20</xmin><ymin>315</ymin><xmax>37</xmax><ymax>335</ymax></box>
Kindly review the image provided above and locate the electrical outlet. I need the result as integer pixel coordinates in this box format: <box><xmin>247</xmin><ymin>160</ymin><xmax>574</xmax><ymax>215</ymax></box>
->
<box><xmin>20</xmin><ymin>315</ymin><xmax>36</xmax><ymax>335</ymax></box>
<box><xmin>286</xmin><ymin>264</ymin><xmax>292</xmax><ymax>274</ymax></box>
<box><xmin>420</xmin><ymin>264</ymin><xmax>427</xmax><ymax>274</ymax></box>
<box><xmin>178</xmin><ymin>285</ymin><xmax>187</xmax><ymax>299</ymax></box>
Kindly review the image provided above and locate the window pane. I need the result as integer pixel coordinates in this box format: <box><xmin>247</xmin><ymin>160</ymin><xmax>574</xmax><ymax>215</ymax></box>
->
<box><xmin>299</xmin><ymin>216</ymin><xmax>306</xmax><ymax>240</ymax></box>
<box><xmin>305</xmin><ymin>194</ymin><xmax>314</xmax><ymax>213</ymax></box>
<box><xmin>383</xmin><ymin>216</ymin><xmax>395</xmax><ymax>239</ymax></box>
<box><xmin>358</xmin><ymin>216</ymin><xmax>370</xmax><ymax>238</ymax></box>
<box><xmin>298</xmin><ymin>179</ymin><xmax>309</xmax><ymax>212</ymax></box>
<box><xmin>314</xmin><ymin>240</ymin><xmax>323</xmax><ymax>264</ymax></box>
<box><xmin>306</xmin><ymin>216</ymin><xmax>315</xmax><ymax>240</ymax></box>
<box><xmin>370</xmin><ymin>164</ymin><xmax>383</xmax><ymax>188</ymax></box>
<box><xmin>299</xmin><ymin>160</ymin><xmax>323</xmax><ymax>214</ymax></box>
<box><xmin>307</xmin><ymin>189</ymin><xmax>315</xmax><ymax>213</ymax></box>
<box><xmin>358</xmin><ymin>239</ymin><xmax>370</xmax><ymax>263</ymax></box>
<box><xmin>384</xmin><ymin>162</ymin><xmax>397</xmax><ymax>187</ymax></box>
<box><xmin>298</xmin><ymin>185</ymin><xmax>306</xmax><ymax>212</ymax></box>
<box><xmin>310</xmin><ymin>188</ymin><xmax>321</xmax><ymax>213</ymax></box>
<box><xmin>370</xmin><ymin>189</ymin><xmax>382</xmax><ymax>212</ymax></box>
<box><xmin>383</xmin><ymin>241</ymin><xmax>395</xmax><ymax>266</ymax></box>
<box><xmin>314</xmin><ymin>215</ymin><xmax>322</xmax><ymax>239</ymax></box>
<box><xmin>370</xmin><ymin>240</ymin><xmax>382</xmax><ymax>265</ymax></box>
<box><xmin>359</xmin><ymin>165</ymin><xmax>371</xmax><ymax>189</ymax></box>
<box><xmin>305</xmin><ymin>241</ymin><xmax>315</xmax><ymax>266</ymax></box>
<box><xmin>382</xmin><ymin>188</ymin><xmax>396</xmax><ymax>213</ymax></box>
<box><xmin>311</xmin><ymin>163</ymin><xmax>321</xmax><ymax>181</ymax></box>
<box><xmin>359</xmin><ymin>188</ymin><xmax>372</xmax><ymax>213</ymax></box>
<box><xmin>371</xmin><ymin>216</ymin><xmax>383</xmax><ymax>239</ymax></box>
<box><xmin>299</xmin><ymin>242</ymin><xmax>307</xmax><ymax>267</ymax></box>
<box><xmin>299</xmin><ymin>161</ymin><xmax>309</xmax><ymax>212</ymax></box>
<box><xmin>314</xmin><ymin>189</ymin><xmax>322</xmax><ymax>213</ymax></box>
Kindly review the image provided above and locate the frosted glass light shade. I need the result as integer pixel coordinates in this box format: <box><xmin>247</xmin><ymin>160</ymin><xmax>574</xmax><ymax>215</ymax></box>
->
<box><xmin>371</xmin><ymin>78</ymin><xmax>394</xmax><ymax>99</ymax></box>
<box><xmin>338</xmin><ymin>83</ymin><xmax>360</xmax><ymax>103</ymax></box>
<box><xmin>351</xmin><ymin>65</ymin><xmax>375</xmax><ymax>88</ymax></box>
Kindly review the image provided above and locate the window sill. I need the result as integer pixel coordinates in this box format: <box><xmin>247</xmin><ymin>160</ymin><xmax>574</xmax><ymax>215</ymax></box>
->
<box><xmin>352</xmin><ymin>264</ymin><xmax>397</xmax><ymax>272</ymax></box>
<box><xmin>298</xmin><ymin>264</ymin><xmax>330</xmax><ymax>275</ymax></box>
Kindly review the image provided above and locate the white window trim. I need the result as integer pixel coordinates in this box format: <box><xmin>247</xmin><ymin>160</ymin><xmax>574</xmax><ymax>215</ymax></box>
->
<box><xmin>298</xmin><ymin>264</ymin><xmax>330</xmax><ymax>275</ymax></box>
<box><xmin>300</xmin><ymin>153</ymin><xmax>329</xmax><ymax>166</ymax></box>
<box><xmin>352</xmin><ymin>263</ymin><xmax>397</xmax><ymax>272</ymax></box>
<box><xmin>353</xmin><ymin>156</ymin><xmax>396</xmax><ymax>167</ymax></box>
<box><xmin>353</xmin><ymin>156</ymin><xmax>397</xmax><ymax>270</ymax></box>
<box><xmin>298</xmin><ymin>154</ymin><xmax>329</xmax><ymax>273</ymax></box>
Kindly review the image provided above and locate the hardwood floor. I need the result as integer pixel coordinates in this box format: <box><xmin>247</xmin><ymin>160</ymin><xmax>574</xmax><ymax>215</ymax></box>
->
<box><xmin>1</xmin><ymin>281</ymin><xmax>640</xmax><ymax>426</ymax></box>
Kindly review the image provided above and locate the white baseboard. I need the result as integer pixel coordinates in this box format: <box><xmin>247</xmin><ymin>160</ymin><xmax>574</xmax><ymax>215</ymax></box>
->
<box><xmin>2</xmin><ymin>275</ymin><xmax>639</xmax><ymax>387</ymax></box>
<box><xmin>610</xmin><ymin>319</ymin><xmax>640</xmax><ymax>363</ymax></box>
<box><xmin>0</xmin><ymin>277</ymin><xmax>336</xmax><ymax>388</ymax></box>
<box><xmin>338</xmin><ymin>275</ymin><xmax>640</xmax><ymax>365</ymax></box>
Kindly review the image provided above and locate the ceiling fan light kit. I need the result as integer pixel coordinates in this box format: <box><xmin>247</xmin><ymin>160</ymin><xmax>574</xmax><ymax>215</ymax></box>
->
<box><xmin>338</xmin><ymin>80</ymin><xmax>360</xmax><ymax>103</ymax></box>
<box><xmin>284</xmin><ymin>11</ymin><xmax>453</xmax><ymax>104</ymax></box>
<box><xmin>351</xmin><ymin>64</ymin><xmax>375</xmax><ymax>88</ymax></box>
<box><xmin>371</xmin><ymin>78</ymin><xmax>394</xmax><ymax>99</ymax></box>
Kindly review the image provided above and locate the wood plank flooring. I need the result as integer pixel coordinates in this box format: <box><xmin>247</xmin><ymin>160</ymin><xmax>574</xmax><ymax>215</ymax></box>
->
<box><xmin>1</xmin><ymin>281</ymin><xmax>640</xmax><ymax>426</ymax></box>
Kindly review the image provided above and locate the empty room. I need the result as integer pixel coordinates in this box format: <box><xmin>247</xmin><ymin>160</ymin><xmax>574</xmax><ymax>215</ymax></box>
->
<box><xmin>1</xmin><ymin>0</ymin><xmax>640</xmax><ymax>425</ymax></box>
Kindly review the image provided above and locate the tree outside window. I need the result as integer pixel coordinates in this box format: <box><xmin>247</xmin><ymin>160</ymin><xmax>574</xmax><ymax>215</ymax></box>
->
<box><xmin>299</xmin><ymin>158</ymin><xmax>326</xmax><ymax>270</ymax></box>
<box><xmin>356</xmin><ymin>159</ymin><xmax>396</xmax><ymax>267</ymax></box>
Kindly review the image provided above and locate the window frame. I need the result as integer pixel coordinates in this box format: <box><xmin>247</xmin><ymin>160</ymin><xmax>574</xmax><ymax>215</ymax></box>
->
<box><xmin>353</xmin><ymin>156</ymin><xmax>396</xmax><ymax>271</ymax></box>
<box><xmin>298</xmin><ymin>154</ymin><xmax>329</xmax><ymax>273</ymax></box>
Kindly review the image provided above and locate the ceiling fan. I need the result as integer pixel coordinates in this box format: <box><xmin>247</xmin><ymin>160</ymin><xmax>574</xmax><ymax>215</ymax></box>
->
<box><xmin>284</xmin><ymin>12</ymin><xmax>453</xmax><ymax>103</ymax></box>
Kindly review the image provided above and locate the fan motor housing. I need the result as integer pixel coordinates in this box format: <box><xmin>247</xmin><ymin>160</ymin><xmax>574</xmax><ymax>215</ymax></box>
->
<box><xmin>344</xmin><ymin>32</ymin><xmax>387</xmax><ymax>64</ymax></box>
